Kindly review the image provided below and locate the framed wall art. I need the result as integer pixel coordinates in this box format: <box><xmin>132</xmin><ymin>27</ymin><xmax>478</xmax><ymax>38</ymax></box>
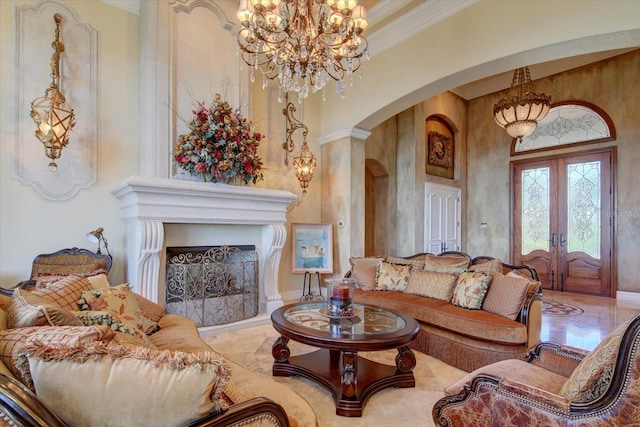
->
<box><xmin>426</xmin><ymin>116</ymin><xmax>455</xmax><ymax>179</ymax></box>
<box><xmin>291</xmin><ymin>223</ymin><xmax>333</xmax><ymax>274</ymax></box>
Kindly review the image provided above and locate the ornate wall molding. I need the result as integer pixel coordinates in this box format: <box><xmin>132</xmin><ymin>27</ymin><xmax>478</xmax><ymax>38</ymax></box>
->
<box><xmin>12</xmin><ymin>1</ymin><xmax>98</xmax><ymax>200</ymax></box>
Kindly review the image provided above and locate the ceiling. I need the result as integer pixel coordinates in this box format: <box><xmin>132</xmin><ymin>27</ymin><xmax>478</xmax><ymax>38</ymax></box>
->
<box><xmin>102</xmin><ymin>0</ymin><xmax>636</xmax><ymax>100</ymax></box>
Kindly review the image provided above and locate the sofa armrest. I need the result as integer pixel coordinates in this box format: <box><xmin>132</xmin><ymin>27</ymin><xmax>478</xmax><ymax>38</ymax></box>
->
<box><xmin>183</xmin><ymin>397</ymin><xmax>290</xmax><ymax>427</ymax></box>
<box><xmin>0</xmin><ymin>374</ymin><xmax>68</xmax><ymax>427</ymax></box>
<box><xmin>525</xmin><ymin>341</ymin><xmax>588</xmax><ymax>377</ymax></box>
<box><xmin>433</xmin><ymin>375</ymin><xmax>570</xmax><ymax>427</ymax></box>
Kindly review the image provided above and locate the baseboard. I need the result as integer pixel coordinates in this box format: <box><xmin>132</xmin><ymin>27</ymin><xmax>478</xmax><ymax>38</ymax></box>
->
<box><xmin>617</xmin><ymin>291</ymin><xmax>640</xmax><ymax>305</ymax></box>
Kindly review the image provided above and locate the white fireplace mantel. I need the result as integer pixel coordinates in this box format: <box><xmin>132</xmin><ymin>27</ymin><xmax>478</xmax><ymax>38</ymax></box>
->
<box><xmin>112</xmin><ymin>175</ymin><xmax>297</xmax><ymax>329</ymax></box>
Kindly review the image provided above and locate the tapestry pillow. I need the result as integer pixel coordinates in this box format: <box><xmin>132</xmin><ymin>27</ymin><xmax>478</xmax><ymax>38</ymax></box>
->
<box><xmin>560</xmin><ymin>316</ymin><xmax>634</xmax><ymax>402</ymax></box>
<box><xmin>404</xmin><ymin>270</ymin><xmax>457</xmax><ymax>301</ymax></box>
<box><xmin>374</xmin><ymin>261</ymin><xmax>412</xmax><ymax>291</ymax></box>
<box><xmin>34</xmin><ymin>269</ymin><xmax>108</xmax><ymax>289</ymax></box>
<box><xmin>31</xmin><ymin>275</ymin><xmax>93</xmax><ymax>311</ymax></box>
<box><xmin>77</xmin><ymin>284</ymin><xmax>159</xmax><ymax>335</ymax></box>
<box><xmin>470</xmin><ymin>258</ymin><xmax>503</xmax><ymax>276</ymax></box>
<box><xmin>423</xmin><ymin>254</ymin><xmax>470</xmax><ymax>274</ymax></box>
<box><xmin>7</xmin><ymin>288</ymin><xmax>82</xmax><ymax>328</ymax></box>
<box><xmin>73</xmin><ymin>310</ymin><xmax>155</xmax><ymax>346</ymax></box>
<box><xmin>349</xmin><ymin>257</ymin><xmax>384</xmax><ymax>291</ymax></box>
<box><xmin>25</xmin><ymin>342</ymin><xmax>231</xmax><ymax>427</ymax></box>
<box><xmin>482</xmin><ymin>272</ymin><xmax>530</xmax><ymax>320</ymax></box>
<box><xmin>0</xmin><ymin>325</ymin><xmax>113</xmax><ymax>390</ymax></box>
<box><xmin>451</xmin><ymin>271</ymin><xmax>491</xmax><ymax>309</ymax></box>
<box><xmin>385</xmin><ymin>256</ymin><xmax>425</xmax><ymax>272</ymax></box>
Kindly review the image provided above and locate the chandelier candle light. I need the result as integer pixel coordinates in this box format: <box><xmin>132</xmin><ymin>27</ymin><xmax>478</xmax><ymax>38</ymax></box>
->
<box><xmin>30</xmin><ymin>13</ymin><xmax>76</xmax><ymax>172</ymax></box>
<box><xmin>493</xmin><ymin>66</ymin><xmax>551</xmax><ymax>142</ymax></box>
<box><xmin>236</xmin><ymin>0</ymin><xmax>369</xmax><ymax>100</ymax></box>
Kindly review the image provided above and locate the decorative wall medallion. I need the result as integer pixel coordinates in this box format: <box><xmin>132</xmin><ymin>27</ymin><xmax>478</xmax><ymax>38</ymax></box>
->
<box><xmin>426</xmin><ymin>116</ymin><xmax>455</xmax><ymax>179</ymax></box>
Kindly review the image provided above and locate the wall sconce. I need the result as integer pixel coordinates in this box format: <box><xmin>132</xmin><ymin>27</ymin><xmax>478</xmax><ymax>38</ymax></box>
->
<box><xmin>30</xmin><ymin>13</ymin><xmax>76</xmax><ymax>172</ymax></box>
<box><xmin>86</xmin><ymin>227</ymin><xmax>111</xmax><ymax>258</ymax></box>
<box><xmin>282</xmin><ymin>93</ymin><xmax>317</xmax><ymax>194</ymax></box>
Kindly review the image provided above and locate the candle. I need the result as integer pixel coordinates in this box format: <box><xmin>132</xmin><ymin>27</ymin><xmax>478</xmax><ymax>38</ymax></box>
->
<box><xmin>332</xmin><ymin>284</ymin><xmax>350</xmax><ymax>300</ymax></box>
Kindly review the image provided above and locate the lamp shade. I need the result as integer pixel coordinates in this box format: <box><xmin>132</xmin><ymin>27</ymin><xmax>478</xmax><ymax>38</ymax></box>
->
<box><xmin>86</xmin><ymin>227</ymin><xmax>103</xmax><ymax>244</ymax></box>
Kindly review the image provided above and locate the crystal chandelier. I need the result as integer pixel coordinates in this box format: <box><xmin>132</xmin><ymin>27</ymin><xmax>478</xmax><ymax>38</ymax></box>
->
<box><xmin>493</xmin><ymin>66</ymin><xmax>551</xmax><ymax>142</ymax></box>
<box><xmin>236</xmin><ymin>0</ymin><xmax>369</xmax><ymax>101</ymax></box>
<box><xmin>30</xmin><ymin>13</ymin><xmax>76</xmax><ymax>172</ymax></box>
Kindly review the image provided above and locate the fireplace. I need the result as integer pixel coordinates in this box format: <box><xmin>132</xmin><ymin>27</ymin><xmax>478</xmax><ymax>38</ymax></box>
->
<box><xmin>165</xmin><ymin>245</ymin><xmax>259</xmax><ymax>327</ymax></box>
<box><xmin>112</xmin><ymin>176</ymin><xmax>297</xmax><ymax>332</ymax></box>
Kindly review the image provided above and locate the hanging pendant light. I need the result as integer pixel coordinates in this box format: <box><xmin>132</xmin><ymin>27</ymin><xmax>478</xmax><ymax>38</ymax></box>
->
<box><xmin>493</xmin><ymin>66</ymin><xmax>551</xmax><ymax>142</ymax></box>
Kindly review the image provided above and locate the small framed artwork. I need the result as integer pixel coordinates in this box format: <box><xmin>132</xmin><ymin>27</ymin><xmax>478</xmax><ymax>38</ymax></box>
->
<box><xmin>426</xmin><ymin>116</ymin><xmax>455</xmax><ymax>179</ymax></box>
<box><xmin>291</xmin><ymin>223</ymin><xmax>333</xmax><ymax>274</ymax></box>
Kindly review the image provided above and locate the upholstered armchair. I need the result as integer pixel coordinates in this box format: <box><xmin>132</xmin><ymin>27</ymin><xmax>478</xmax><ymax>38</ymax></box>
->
<box><xmin>433</xmin><ymin>313</ymin><xmax>640</xmax><ymax>426</ymax></box>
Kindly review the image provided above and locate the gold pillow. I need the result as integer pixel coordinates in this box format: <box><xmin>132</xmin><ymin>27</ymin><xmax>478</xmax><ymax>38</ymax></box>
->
<box><xmin>31</xmin><ymin>275</ymin><xmax>93</xmax><ymax>311</ymax></box>
<box><xmin>423</xmin><ymin>254</ymin><xmax>469</xmax><ymax>274</ymax></box>
<box><xmin>404</xmin><ymin>270</ymin><xmax>457</xmax><ymax>301</ymax></box>
<box><xmin>349</xmin><ymin>257</ymin><xmax>384</xmax><ymax>291</ymax></box>
<box><xmin>77</xmin><ymin>284</ymin><xmax>159</xmax><ymax>335</ymax></box>
<box><xmin>25</xmin><ymin>342</ymin><xmax>231</xmax><ymax>427</ymax></box>
<box><xmin>560</xmin><ymin>316</ymin><xmax>634</xmax><ymax>402</ymax></box>
<box><xmin>482</xmin><ymin>273</ymin><xmax>530</xmax><ymax>320</ymax></box>
<box><xmin>7</xmin><ymin>288</ymin><xmax>83</xmax><ymax>328</ymax></box>
<box><xmin>374</xmin><ymin>261</ymin><xmax>412</xmax><ymax>291</ymax></box>
<box><xmin>470</xmin><ymin>258</ymin><xmax>503</xmax><ymax>275</ymax></box>
<box><xmin>451</xmin><ymin>271</ymin><xmax>491</xmax><ymax>309</ymax></box>
<box><xmin>386</xmin><ymin>256</ymin><xmax>425</xmax><ymax>271</ymax></box>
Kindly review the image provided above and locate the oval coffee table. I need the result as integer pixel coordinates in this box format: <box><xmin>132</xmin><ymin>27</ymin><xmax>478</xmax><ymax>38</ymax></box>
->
<box><xmin>271</xmin><ymin>302</ymin><xmax>419</xmax><ymax>417</ymax></box>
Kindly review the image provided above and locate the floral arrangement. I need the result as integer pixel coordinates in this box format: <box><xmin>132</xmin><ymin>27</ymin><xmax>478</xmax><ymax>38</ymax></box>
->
<box><xmin>174</xmin><ymin>94</ymin><xmax>264</xmax><ymax>184</ymax></box>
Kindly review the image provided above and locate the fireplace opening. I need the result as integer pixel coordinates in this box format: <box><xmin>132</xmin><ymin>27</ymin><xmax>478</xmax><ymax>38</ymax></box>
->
<box><xmin>165</xmin><ymin>245</ymin><xmax>259</xmax><ymax>327</ymax></box>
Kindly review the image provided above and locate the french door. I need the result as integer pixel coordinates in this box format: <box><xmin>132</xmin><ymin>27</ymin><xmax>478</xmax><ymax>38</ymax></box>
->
<box><xmin>512</xmin><ymin>148</ymin><xmax>614</xmax><ymax>296</ymax></box>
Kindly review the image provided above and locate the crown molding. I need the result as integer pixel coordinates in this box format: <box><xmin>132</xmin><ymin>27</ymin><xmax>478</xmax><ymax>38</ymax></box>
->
<box><xmin>318</xmin><ymin>128</ymin><xmax>372</xmax><ymax>146</ymax></box>
<box><xmin>101</xmin><ymin>0</ymin><xmax>140</xmax><ymax>15</ymax></box>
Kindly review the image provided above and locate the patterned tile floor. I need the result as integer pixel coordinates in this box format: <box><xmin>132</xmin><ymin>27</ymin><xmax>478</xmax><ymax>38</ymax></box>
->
<box><xmin>541</xmin><ymin>290</ymin><xmax>640</xmax><ymax>350</ymax></box>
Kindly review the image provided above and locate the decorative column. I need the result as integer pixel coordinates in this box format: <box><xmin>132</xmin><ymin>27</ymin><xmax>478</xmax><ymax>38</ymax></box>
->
<box><xmin>261</xmin><ymin>224</ymin><xmax>287</xmax><ymax>313</ymax></box>
<box><xmin>319</xmin><ymin>128</ymin><xmax>371</xmax><ymax>277</ymax></box>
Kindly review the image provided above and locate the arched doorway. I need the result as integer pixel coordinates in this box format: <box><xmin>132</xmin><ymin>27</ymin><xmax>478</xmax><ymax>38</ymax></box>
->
<box><xmin>365</xmin><ymin>159</ymin><xmax>389</xmax><ymax>257</ymax></box>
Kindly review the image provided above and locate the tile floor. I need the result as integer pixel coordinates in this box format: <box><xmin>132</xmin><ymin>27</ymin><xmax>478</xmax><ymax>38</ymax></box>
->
<box><xmin>541</xmin><ymin>290</ymin><xmax>640</xmax><ymax>351</ymax></box>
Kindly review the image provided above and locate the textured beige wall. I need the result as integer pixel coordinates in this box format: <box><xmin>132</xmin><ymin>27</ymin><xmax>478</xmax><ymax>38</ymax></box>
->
<box><xmin>466</xmin><ymin>50</ymin><xmax>640</xmax><ymax>293</ymax></box>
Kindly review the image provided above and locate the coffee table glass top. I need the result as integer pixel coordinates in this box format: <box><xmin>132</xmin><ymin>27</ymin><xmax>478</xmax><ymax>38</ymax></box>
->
<box><xmin>283</xmin><ymin>302</ymin><xmax>406</xmax><ymax>336</ymax></box>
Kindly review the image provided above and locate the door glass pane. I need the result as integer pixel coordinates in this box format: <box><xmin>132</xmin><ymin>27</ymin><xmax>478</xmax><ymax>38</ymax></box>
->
<box><xmin>521</xmin><ymin>167</ymin><xmax>550</xmax><ymax>254</ymax></box>
<box><xmin>567</xmin><ymin>161</ymin><xmax>600</xmax><ymax>258</ymax></box>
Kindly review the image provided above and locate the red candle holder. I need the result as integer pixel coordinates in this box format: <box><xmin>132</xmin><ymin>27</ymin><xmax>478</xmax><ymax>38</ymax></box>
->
<box><xmin>326</xmin><ymin>278</ymin><xmax>356</xmax><ymax>316</ymax></box>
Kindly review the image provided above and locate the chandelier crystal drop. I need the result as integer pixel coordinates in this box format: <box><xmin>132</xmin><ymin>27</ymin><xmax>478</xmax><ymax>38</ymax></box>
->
<box><xmin>493</xmin><ymin>66</ymin><xmax>551</xmax><ymax>142</ymax></box>
<box><xmin>236</xmin><ymin>0</ymin><xmax>369</xmax><ymax>101</ymax></box>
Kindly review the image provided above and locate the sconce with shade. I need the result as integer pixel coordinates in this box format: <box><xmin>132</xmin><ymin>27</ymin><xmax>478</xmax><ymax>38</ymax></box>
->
<box><xmin>282</xmin><ymin>93</ymin><xmax>317</xmax><ymax>193</ymax></box>
<box><xmin>30</xmin><ymin>13</ymin><xmax>76</xmax><ymax>172</ymax></box>
<box><xmin>493</xmin><ymin>66</ymin><xmax>551</xmax><ymax>142</ymax></box>
<box><xmin>86</xmin><ymin>227</ymin><xmax>111</xmax><ymax>258</ymax></box>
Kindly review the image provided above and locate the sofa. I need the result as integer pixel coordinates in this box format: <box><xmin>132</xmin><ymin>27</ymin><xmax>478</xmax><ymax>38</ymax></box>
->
<box><xmin>433</xmin><ymin>312</ymin><xmax>640</xmax><ymax>426</ymax></box>
<box><xmin>0</xmin><ymin>249</ymin><xmax>317</xmax><ymax>427</ymax></box>
<box><xmin>348</xmin><ymin>251</ymin><xmax>542</xmax><ymax>372</ymax></box>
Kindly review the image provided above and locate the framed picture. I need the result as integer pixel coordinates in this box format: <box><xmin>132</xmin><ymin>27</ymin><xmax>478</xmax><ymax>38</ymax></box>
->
<box><xmin>291</xmin><ymin>223</ymin><xmax>333</xmax><ymax>274</ymax></box>
<box><xmin>426</xmin><ymin>116</ymin><xmax>455</xmax><ymax>179</ymax></box>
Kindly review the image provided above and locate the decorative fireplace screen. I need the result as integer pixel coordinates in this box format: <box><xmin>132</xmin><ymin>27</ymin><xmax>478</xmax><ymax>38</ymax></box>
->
<box><xmin>165</xmin><ymin>245</ymin><xmax>259</xmax><ymax>327</ymax></box>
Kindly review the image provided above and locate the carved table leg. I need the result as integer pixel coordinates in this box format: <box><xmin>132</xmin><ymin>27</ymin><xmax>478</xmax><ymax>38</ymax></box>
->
<box><xmin>396</xmin><ymin>346</ymin><xmax>416</xmax><ymax>373</ymax></box>
<box><xmin>341</xmin><ymin>351</ymin><xmax>358</xmax><ymax>399</ymax></box>
<box><xmin>272</xmin><ymin>335</ymin><xmax>290</xmax><ymax>363</ymax></box>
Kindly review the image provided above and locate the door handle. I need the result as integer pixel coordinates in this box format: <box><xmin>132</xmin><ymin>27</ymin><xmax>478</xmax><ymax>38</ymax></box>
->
<box><xmin>550</xmin><ymin>233</ymin><xmax>556</xmax><ymax>247</ymax></box>
<box><xmin>560</xmin><ymin>233</ymin><xmax>567</xmax><ymax>247</ymax></box>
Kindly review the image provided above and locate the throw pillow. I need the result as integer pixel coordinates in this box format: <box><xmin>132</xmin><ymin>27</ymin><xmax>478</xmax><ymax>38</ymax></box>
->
<box><xmin>482</xmin><ymin>273</ymin><xmax>531</xmax><ymax>320</ymax></box>
<box><xmin>349</xmin><ymin>257</ymin><xmax>384</xmax><ymax>291</ymax></box>
<box><xmin>560</xmin><ymin>316</ymin><xmax>634</xmax><ymax>402</ymax></box>
<box><xmin>86</xmin><ymin>272</ymin><xmax>110</xmax><ymax>290</ymax></box>
<box><xmin>31</xmin><ymin>275</ymin><xmax>93</xmax><ymax>311</ymax></box>
<box><xmin>404</xmin><ymin>270</ymin><xmax>457</xmax><ymax>301</ymax></box>
<box><xmin>386</xmin><ymin>256</ymin><xmax>425</xmax><ymax>271</ymax></box>
<box><xmin>133</xmin><ymin>293</ymin><xmax>166</xmax><ymax>323</ymax></box>
<box><xmin>423</xmin><ymin>254</ymin><xmax>470</xmax><ymax>274</ymax></box>
<box><xmin>73</xmin><ymin>310</ymin><xmax>155</xmax><ymax>346</ymax></box>
<box><xmin>374</xmin><ymin>261</ymin><xmax>412</xmax><ymax>291</ymax></box>
<box><xmin>451</xmin><ymin>271</ymin><xmax>491</xmax><ymax>309</ymax></box>
<box><xmin>7</xmin><ymin>288</ymin><xmax>82</xmax><ymax>328</ymax></box>
<box><xmin>470</xmin><ymin>258</ymin><xmax>503</xmax><ymax>276</ymax></box>
<box><xmin>77</xmin><ymin>284</ymin><xmax>159</xmax><ymax>334</ymax></box>
<box><xmin>0</xmin><ymin>325</ymin><xmax>113</xmax><ymax>390</ymax></box>
<box><xmin>25</xmin><ymin>342</ymin><xmax>231</xmax><ymax>427</ymax></box>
